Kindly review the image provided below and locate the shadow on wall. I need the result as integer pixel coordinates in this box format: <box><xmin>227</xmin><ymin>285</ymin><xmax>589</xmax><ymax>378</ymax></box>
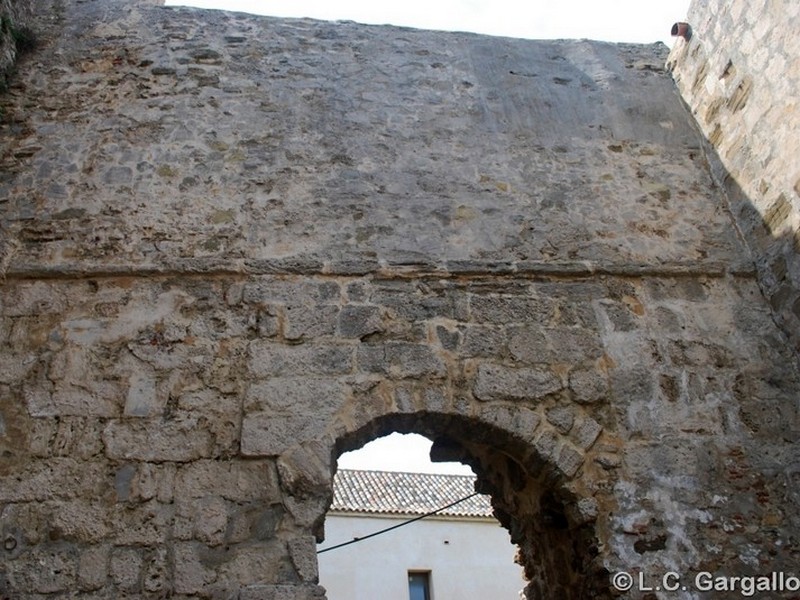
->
<box><xmin>705</xmin><ymin>146</ymin><xmax>800</xmax><ymax>354</ymax></box>
<box><xmin>667</xmin><ymin>9</ymin><xmax>800</xmax><ymax>356</ymax></box>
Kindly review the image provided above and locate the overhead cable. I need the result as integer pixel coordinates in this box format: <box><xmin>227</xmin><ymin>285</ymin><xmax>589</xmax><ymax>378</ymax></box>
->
<box><xmin>316</xmin><ymin>491</ymin><xmax>481</xmax><ymax>554</ymax></box>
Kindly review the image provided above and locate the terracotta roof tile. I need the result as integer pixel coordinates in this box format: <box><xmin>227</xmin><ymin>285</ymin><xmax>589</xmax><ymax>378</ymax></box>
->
<box><xmin>331</xmin><ymin>469</ymin><xmax>494</xmax><ymax>518</ymax></box>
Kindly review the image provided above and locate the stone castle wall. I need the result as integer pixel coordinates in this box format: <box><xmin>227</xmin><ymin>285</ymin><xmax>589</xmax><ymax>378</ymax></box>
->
<box><xmin>669</xmin><ymin>0</ymin><xmax>800</xmax><ymax>352</ymax></box>
<box><xmin>1</xmin><ymin>0</ymin><xmax>799</xmax><ymax>598</ymax></box>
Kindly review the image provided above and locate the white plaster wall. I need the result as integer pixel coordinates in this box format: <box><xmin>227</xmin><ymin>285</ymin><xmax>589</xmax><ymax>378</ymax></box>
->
<box><xmin>318</xmin><ymin>513</ymin><xmax>526</xmax><ymax>600</ymax></box>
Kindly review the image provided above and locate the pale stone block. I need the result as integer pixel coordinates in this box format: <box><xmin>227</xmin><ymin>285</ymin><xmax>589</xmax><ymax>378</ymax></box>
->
<box><xmin>78</xmin><ymin>544</ymin><xmax>109</xmax><ymax>591</ymax></box>
<box><xmin>124</xmin><ymin>369</ymin><xmax>161</xmax><ymax>417</ymax></box>
<box><xmin>356</xmin><ymin>342</ymin><xmax>446</xmax><ymax>378</ymax></box>
<box><xmin>478</xmin><ymin>403</ymin><xmax>541</xmax><ymax>444</ymax></box>
<box><xmin>174</xmin><ymin>542</ymin><xmax>217</xmax><ymax>595</ymax></box>
<box><xmin>110</xmin><ymin>546</ymin><xmax>143</xmax><ymax>591</ymax></box>
<box><xmin>241</xmin><ymin>413</ymin><xmax>326</xmax><ymax>457</ymax></box>
<box><xmin>473</xmin><ymin>363</ymin><xmax>561</xmax><ymax>402</ymax></box>
<box><xmin>288</xmin><ymin>535</ymin><xmax>319</xmax><ymax>582</ymax></box>
<box><xmin>245</xmin><ymin>377</ymin><xmax>346</xmax><ymax>414</ymax></box>
<box><xmin>174</xmin><ymin>459</ymin><xmax>280</xmax><ymax>502</ymax></box>
<box><xmin>103</xmin><ymin>419</ymin><xmax>213</xmax><ymax>462</ymax></box>
<box><xmin>249</xmin><ymin>341</ymin><xmax>353</xmax><ymax>377</ymax></box>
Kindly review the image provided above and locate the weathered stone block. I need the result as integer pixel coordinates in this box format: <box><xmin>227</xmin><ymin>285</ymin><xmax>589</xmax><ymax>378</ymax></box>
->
<box><xmin>246</xmin><ymin>377</ymin><xmax>346</xmax><ymax>414</ymax></box>
<box><xmin>78</xmin><ymin>544</ymin><xmax>109</xmax><ymax>591</ymax></box>
<box><xmin>372</xmin><ymin>286</ymin><xmax>465</xmax><ymax>321</ymax></box>
<box><xmin>357</xmin><ymin>342</ymin><xmax>446</xmax><ymax>378</ymax></box>
<box><xmin>174</xmin><ymin>459</ymin><xmax>280</xmax><ymax>502</ymax></box>
<box><xmin>124</xmin><ymin>369</ymin><xmax>161</xmax><ymax>417</ymax></box>
<box><xmin>249</xmin><ymin>341</ymin><xmax>353</xmax><ymax>377</ymax></box>
<box><xmin>0</xmin><ymin>458</ymin><xmax>107</xmax><ymax>502</ymax></box>
<box><xmin>50</xmin><ymin>500</ymin><xmax>110</xmax><ymax>543</ymax></box>
<box><xmin>216</xmin><ymin>541</ymin><xmax>289</xmax><ymax>587</ymax></box>
<box><xmin>555</xmin><ymin>443</ymin><xmax>584</xmax><ymax>478</ymax></box>
<box><xmin>470</xmin><ymin>294</ymin><xmax>553</xmax><ymax>324</ymax></box>
<box><xmin>110</xmin><ymin>546</ymin><xmax>143</xmax><ymax>592</ymax></box>
<box><xmin>243</xmin><ymin>280</ymin><xmax>340</xmax><ymax>305</ymax></box>
<box><xmin>111</xmin><ymin>500</ymin><xmax>175</xmax><ymax>546</ymax></box>
<box><xmin>533</xmin><ymin>428</ymin><xmax>559</xmax><ymax>462</ymax></box>
<box><xmin>288</xmin><ymin>535</ymin><xmax>320</xmax><ymax>582</ymax></box>
<box><xmin>478</xmin><ymin>403</ymin><xmax>541</xmax><ymax>443</ymax></box>
<box><xmin>570</xmin><ymin>416</ymin><xmax>603</xmax><ymax>450</ymax></box>
<box><xmin>241</xmin><ymin>414</ymin><xmax>327</xmax><ymax>457</ymax></box>
<box><xmin>461</xmin><ymin>325</ymin><xmax>507</xmax><ymax>357</ymax></box>
<box><xmin>103</xmin><ymin>418</ymin><xmax>214</xmax><ymax>462</ymax></box>
<box><xmin>284</xmin><ymin>304</ymin><xmax>339</xmax><ymax>340</ymax></box>
<box><xmin>507</xmin><ymin>325</ymin><xmax>549</xmax><ymax>363</ymax></box>
<box><xmin>337</xmin><ymin>305</ymin><xmax>384</xmax><ymax>339</ymax></box>
<box><xmin>144</xmin><ymin>546</ymin><xmax>170</xmax><ymax>593</ymax></box>
<box><xmin>173</xmin><ymin>542</ymin><xmax>217</xmax><ymax>595</ymax></box>
<box><xmin>473</xmin><ymin>364</ymin><xmax>561</xmax><ymax>401</ymax></box>
<box><xmin>175</xmin><ymin>495</ymin><xmax>230</xmax><ymax>546</ymax></box>
<box><xmin>6</xmin><ymin>543</ymin><xmax>78</xmax><ymax>593</ymax></box>
<box><xmin>546</xmin><ymin>405</ymin><xmax>575</xmax><ymax>434</ymax></box>
<box><xmin>27</xmin><ymin>385</ymin><xmax>121</xmax><ymax>418</ymax></box>
<box><xmin>0</xmin><ymin>352</ymin><xmax>36</xmax><ymax>384</ymax></box>
<box><xmin>434</xmin><ymin>324</ymin><xmax>460</xmax><ymax>351</ymax></box>
<box><xmin>596</xmin><ymin>299</ymin><xmax>640</xmax><ymax>332</ymax></box>
<box><xmin>2</xmin><ymin>282</ymin><xmax>66</xmax><ymax>317</ymax></box>
<box><xmin>544</xmin><ymin>326</ymin><xmax>603</xmax><ymax>363</ymax></box>
<box><xmin>569</xmin><ymin>369</ymin><xmax>609</xmax><ymax>404</ymax></box>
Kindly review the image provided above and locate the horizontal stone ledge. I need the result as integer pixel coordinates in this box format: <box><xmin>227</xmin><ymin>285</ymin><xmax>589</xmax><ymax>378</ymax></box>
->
<box><xmin>2</xmin><ymin>258</ymin><xmax>756</xmax><ymax>281</ymax></box>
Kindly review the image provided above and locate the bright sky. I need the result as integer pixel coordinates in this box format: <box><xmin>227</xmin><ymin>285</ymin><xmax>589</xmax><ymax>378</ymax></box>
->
<box><xmin>338</xmin><ymin>432</ymin><xmax>474</xmax><ymax>475</ymax></box>
<box><xmin>163</xmin><ymin>0</ymin><xmax>691</xmax><ymax>474</ymax></box>
<box><xmin>165</xmin><ymin>0</ymin><xmax>692</xmax><ymax>46</ymax></box>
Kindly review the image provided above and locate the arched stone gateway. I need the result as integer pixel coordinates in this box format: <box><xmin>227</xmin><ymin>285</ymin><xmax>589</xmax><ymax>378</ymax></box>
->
<box><xmin>1</xmin><ymin>0</ymin><xmax>800</xmax><ymax>598</ymax></box>
<box><xmin>329</xmin><ymin>412</ymin><xmax>615</xmax><ymax>600</ymax></box>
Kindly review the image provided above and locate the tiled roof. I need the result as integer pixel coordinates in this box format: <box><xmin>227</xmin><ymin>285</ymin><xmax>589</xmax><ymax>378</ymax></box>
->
<box><xmin>330</xmin><ymin>469</ymin><xmax>494</xmax><ymax>518</ymax></box>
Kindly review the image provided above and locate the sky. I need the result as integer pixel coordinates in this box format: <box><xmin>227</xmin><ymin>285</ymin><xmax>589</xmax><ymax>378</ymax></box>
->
<box><xmin>338</xmin><ymin>432</ymin><xmax>474</xmax><ymax>475</ymax></box>
<box><xmin>162</xmin><ymin>0</ymin><xmax>692</xmax><ymax>474</ymax></box>
<box><xmin>164</xmin><ymin>0</ymin><xmax>693</xmax><ymax>46</ymax></box>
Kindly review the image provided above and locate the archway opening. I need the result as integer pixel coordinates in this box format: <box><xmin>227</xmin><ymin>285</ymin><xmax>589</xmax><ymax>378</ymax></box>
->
<box><xmin>315</xmin><ymin>412</ymin><xmax>611</xmax><ymax>600</ymax></box>
<box><xmin>318</xmin><ymin>431</ymin><xmax>526</xmax><ymax>598</ymax></box>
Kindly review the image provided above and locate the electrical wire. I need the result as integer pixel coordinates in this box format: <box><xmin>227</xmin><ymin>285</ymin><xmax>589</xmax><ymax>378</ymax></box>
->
<box><xmin>316</xmin><ymin>491</ymin><xmax>481</xmax><ymax>554</ymax></box>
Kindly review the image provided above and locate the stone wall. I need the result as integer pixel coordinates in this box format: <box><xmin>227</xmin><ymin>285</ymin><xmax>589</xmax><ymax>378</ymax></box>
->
<box><xmin>1</xmin><ymin>1</ymin><xmax>799</xmax><ymax>598</ymax></box>
<box><xmin>668</xmin><ymin>0</ymin><xmax>800</xmax><ymax>352</ymax></box>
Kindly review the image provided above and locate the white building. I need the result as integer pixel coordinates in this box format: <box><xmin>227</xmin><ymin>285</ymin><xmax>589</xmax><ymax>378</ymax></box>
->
<box><xmin>317</xmin><ymin>469</ymin><xmax>527</xmax><ymax>599</ymax></box>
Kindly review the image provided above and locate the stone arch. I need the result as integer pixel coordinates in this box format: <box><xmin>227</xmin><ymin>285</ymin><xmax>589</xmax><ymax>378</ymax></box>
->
<box><xmin>279</xmin><ymin>403</ymin><xmax>617</xmax><ymax>600</ymax></box>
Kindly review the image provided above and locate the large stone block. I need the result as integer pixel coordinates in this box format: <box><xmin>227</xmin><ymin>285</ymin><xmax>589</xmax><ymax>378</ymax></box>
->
<box><xmin>337</xmin><ymin>304</ymin><xmax>384</xmax><ymax>339</ymax></box>
<box><xmin>284</xmin><ymin>304</ymin><xmax>340</xmax><ymax>340</ymax></box>
<box><xmin>241</xmin><ymin>414</ymin><xmax>328</xmax><ymax>457</ymax></box>
<box><xmin>473</xmin><ymin>363</ymin><xmax>562</xmax><ymax>402</ymax></box>
<box><xmin>470</xmin><ymin>294</ymin><xmax>553</xmax><ymax>324</ymax></box>
<box><xmin>174</xmin><ymin>459</ymin><xmax>281</xmax><ymax>502</ymax></box>
<box><xmin>103</xmin><ymin>418</ymin><xmax>215</xmax><ymax>462</ymax></box>
<box><xmin>356</xmin><ymin>342</ymin><xmax>446</xmax><ymax>378</ymax></box>
<box><xmin>249</xmin><ymin>341</ymin><xmax>353</xmax><ymax>377</ymax></box>
<box><xmin>245</xmin><ymin>377</ymin><xmax>347</xmax><ymax>414</ymax></box>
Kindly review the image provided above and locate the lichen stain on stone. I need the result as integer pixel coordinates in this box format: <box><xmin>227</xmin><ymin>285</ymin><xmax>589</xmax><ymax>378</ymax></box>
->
<box><xmin>209</xmin><ymin>209</ymin><xmax>235</xmax><ymax>225</ymax></box>
<box><xmin>156</xmin><ymin>165</ymin><xmax>177</xmax><ymax>178</ymax></box>
<box><xmin>621</xmin><ymin>295</ymin><xmax>645</xmax><ymax>316</ymax></box>
<box><xmin>454</xmin><ymin>205</ymin><xmax>477</xmax><ymax>222</ymax></box>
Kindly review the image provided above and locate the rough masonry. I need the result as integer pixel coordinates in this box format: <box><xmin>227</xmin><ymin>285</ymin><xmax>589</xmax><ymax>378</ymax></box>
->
<box><xmin>0</xmin><ymin>0</ymin><xmax>798</xmax><ymax>598</ymax></box>
<box><xmin>669</xmin><ymin>0</ymin><xmax>800</xmax><ymax>355</ymax></box>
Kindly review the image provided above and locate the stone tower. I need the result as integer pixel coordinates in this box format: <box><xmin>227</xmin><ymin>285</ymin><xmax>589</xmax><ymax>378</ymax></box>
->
<box><xmin>0</xmin><ymin>0</ymin><xmax>798</xmax><ymax>598</ymax></box>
